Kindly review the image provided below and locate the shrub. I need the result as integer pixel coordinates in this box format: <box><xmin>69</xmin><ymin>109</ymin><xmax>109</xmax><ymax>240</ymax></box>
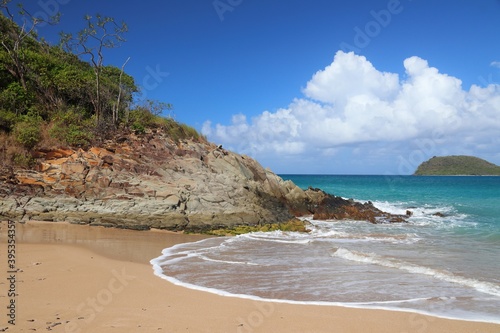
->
<box><xmin>13</xmin><ymin>152</ymin><xmax>35</xmax><ymax>168</ymax></box>
<box><xmin>0</xmin><ymin>82</ymin><xmax>31</xmax><ymax>115</ymax></box>
<box><xmin>13</xmin><ymin>113</ymin><xmax>42</xmax><ymax>149</ymax></box>
<box><xmin>0</xmin><ymin>109</ymin><xmax>18</xmax><ymax>132</ymax></box>
<box><xmin>131</xmin><ymin>122</ymin><xmax>145</xmax><ymax>134</ymax></box>
<box><xmin>157</xmin><ymin>117</ymin><xmax>201</xmax><ymax>142</ymax></box>
<box><xmin>127</xmin><ymin>101</ymin><xmax>202</xmax><ymax>141</ymax></box>
<box><xmin>49</xmin><ymin>108</ymin><xmax>94</xmax><ymax>147</ymax></box>
<box><xmin>128</xmin><ymin>107</ymin><xmax>155</xmax><ymax>131</ymax></box>
<box><xmin>0</xmin><ymin>134</ymin><xmax>34</xmax><ymax>168</ymax></box>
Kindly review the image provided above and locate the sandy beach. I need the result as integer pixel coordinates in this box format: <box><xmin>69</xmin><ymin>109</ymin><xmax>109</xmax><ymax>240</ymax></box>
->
<box><xmin>1</xmin><ymin>221</ymin><xmax>499</xmax><ymax>333</ymax></box>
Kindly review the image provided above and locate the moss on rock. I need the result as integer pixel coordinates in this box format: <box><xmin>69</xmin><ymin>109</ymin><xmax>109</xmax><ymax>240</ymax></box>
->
<box><xmin>203</xmin><ymin>219</ymin><xmax>310</xmax><ymax>236</ymax></box>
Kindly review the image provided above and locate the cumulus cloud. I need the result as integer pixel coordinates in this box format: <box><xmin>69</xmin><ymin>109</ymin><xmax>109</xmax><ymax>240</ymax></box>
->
<box><xmin>491</xmin><ymin>61</ymin><xmax>500</xmax><ymax>69</ymax></box>
<box><xmin>202</xmin><ymin>51</ymin><xmax>500</xmax><ymax>169</ymax></box>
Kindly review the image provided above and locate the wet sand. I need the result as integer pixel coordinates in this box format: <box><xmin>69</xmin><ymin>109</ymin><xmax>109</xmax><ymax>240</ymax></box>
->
<box><xmin>1</xmin><ymin>221</ymin><xmax>499</xmax><ymax>332</ymax></box>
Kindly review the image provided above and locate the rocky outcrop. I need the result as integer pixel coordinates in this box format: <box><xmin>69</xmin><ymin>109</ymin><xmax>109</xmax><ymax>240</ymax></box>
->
<box><xmin>0</xmin><ymin>130</ymin><xmax>405</xmax><ymax>231</ymax></box>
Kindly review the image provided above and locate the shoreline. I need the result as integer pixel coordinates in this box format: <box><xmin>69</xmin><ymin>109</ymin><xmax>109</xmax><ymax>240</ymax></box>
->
<box><xmin>151</xmin><ymin>222</ymin><xmax>500</xmax><ymax>326</ymax></box>
<box><xmin>1</xmin><ymin>221</ymin><xmax>499</xmax><ymax>332</ymax></box>
<box><xmin>151</xmin><ymin>265</ymin><xmax>500</xmax><ymax>326</ymax></box>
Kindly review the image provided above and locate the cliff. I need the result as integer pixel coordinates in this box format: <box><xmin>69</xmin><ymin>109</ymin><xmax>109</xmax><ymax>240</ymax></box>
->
<box><xmin>0</xmin><ymin>129</ymin><xmax>405</xmax><ymax>231</ymax></box>
<box><xmin>414</xmin><ymin>155</ymin><xmax>500</xmax><ymax>176</ymax></box>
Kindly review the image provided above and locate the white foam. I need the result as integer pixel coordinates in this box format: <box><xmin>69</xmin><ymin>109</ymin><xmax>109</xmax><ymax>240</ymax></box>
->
<box><xmin>243</xmin><ymin>231</ymin><xmax>312</xmax><ymax>245</ymax></box>
<box><xmin>371</xmin><ymin>200</ymin><xmax>455</xmax><ymax>217</ymax></box>
<box><xmin>306</xmin><ymin>220</ymin><xmax>421</xmax><ymax>244</ymax></box>
<box><xmin>197</xmin><ymin>255</ymin><xmax>260</xmax><ymax>266</ymax></box>
<box><xmin>371</xmin><ymin>200</ymin><xmax>411</xmax><ymax>215</ymax></box>
<box><xmin>149</xmin><ymin>255</ymin><xmax>500</xmax><ymax>324</ymax></box>
<box><xmin>148</xmin><ymin>218</ymin><xmax>500</xmax><ymax>325</ymax></box>
<box><xmin>331</xmin><ymin>248</ymin><xmax>500</xmax><ymax>298</ymax></box>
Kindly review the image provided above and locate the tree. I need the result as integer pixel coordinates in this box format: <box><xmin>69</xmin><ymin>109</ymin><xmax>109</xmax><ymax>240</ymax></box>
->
<box><xmin>0</xmin><ymin>0</ymin><xmax>58</xmax><ymax>91</ymax></box>
<box><xmin>100</xmin><ymin>61</ymin><xmax>136</xmax><ymax>126</ymax></box>
<box><xmin>60</xmin><ymin>14</ymin><xmax>128</xmax><ymax>126</ymax></box>
<box><xmin>113</xmin><ymin>56</ymin><xmax>130</xmax><ymax>125</ymax></box>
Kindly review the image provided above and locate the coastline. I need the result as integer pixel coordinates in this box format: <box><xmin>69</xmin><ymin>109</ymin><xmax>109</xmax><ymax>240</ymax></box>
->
<box><xmin>1</xmin><ymin>221</ymin><xmax>499</xmax><ymax>332</ymax></box>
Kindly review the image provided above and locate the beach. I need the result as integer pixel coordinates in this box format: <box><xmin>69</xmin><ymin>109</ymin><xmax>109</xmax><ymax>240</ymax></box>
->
<box><xmin>1</xmin><ymin>221</ymin><xmax>499</xmax><ymax>333</ymax></box>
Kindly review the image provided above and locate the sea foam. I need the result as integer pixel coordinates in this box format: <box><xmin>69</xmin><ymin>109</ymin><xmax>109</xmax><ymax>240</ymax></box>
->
<box><xmin>331</xmin><ymin>247</ymin><xmax>500</xmax><ymax>298</ymax></box>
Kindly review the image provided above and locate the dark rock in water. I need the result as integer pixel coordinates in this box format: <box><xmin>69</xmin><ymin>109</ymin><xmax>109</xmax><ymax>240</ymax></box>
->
<box><xmin>406</xmin><ymin>210</ymin><xmax>413</xmax><ymax>217</ymax></box>
<box><xmin>310</xmin><ymin>190</ymin><xmax>406</xmax><ymax>224</ymax></box>
<box><xmin>433</xmin><ymin>212</ymin><xmax>446</xmax><ymax>217</ymax></box>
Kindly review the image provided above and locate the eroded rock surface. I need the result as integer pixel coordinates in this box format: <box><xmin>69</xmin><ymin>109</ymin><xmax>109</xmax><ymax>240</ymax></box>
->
<box><xmin>0</xmin><ymin>131</ymin><xmax>405</xmax><ymax>231</ymax></box>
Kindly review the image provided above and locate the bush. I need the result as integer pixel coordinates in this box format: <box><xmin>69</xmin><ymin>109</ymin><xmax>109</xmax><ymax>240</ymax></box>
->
<box><xmin>130</xmin><ymin>122</ymin><xmax>145</xmax><ymax>134</ymax></box>
<box><xmin>13</xmin><ymin>113</ymin><xmax>42</xmax><ymax>149</ymax></box>
<box><xmin>127</xmin><ymin>100</ymin><xmax>202</xmax><ymax>141</ymax></box>
<box><xmin>49</xmin><ymin>108</ymin><xmax>94</xmax><ymax>147</ymax></box>
<box><xmin>128</xmin><ymin>107</ymin><xmax>155</xmax><ymax>131</ymax></box>
<box><xmin>0</xmin><ymin>133</ymin><xmax>35</xmax><ymax>168</ymax></box>
<box><xmin>155</xmin><ymin>117</ymin><xmax>201</xmax><ymax>142</ymax></box>
<box><xmin>13</xmin><ymin>151</ymin><xmax>35</xmax><ymax>168</ymax></box>
<box><xmin>0</xmin><ymin>82</ymin><xmax>32</xmax><ymax>115</ymax></box>
<box><xmin>0</xmin><ymin>109</ymin><xmax>18</xmax><ymax>132</ymax></box>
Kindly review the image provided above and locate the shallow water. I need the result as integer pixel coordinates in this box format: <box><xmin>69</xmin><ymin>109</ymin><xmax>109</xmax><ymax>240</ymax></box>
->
<box><xmin>151</xmin><ymin>176</ymin><xmax>500</xmax><ymax>323</ymax></box>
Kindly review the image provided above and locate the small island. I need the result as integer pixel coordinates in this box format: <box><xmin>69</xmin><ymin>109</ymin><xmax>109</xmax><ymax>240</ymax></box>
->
<box><xmin>414</xmin><ymin>155</ymin><xmax>500</xmax><ymax>176</ymax></box>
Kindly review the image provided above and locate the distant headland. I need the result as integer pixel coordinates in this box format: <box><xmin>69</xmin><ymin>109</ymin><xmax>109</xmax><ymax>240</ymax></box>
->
<box><xmin>414</xmin><ymin>155</ymin><xmax>500</xmax><ymax>176</ymax></box>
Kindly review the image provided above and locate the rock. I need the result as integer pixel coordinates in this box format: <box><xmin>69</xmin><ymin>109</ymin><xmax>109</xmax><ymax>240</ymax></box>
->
<box><xmin>311</xmin><ymin>191</ymin><xmax>405</xmax><ymax>224</ymax></box>
<box><xmin>0</xmin><ymin>129</ymin><xmax>406</xmax><ymax>231</ymax></box>
<box><xmin>163</xmin><ymin>195</ymin><xmax>180</xmax><ymax>207</ymax></box>
<box><xmin>61</xmin><ymin>162</ymin><xmax>87</xmax><ymax>177</ymax></box>
<box><xmin>102</xmin><ymin>155</ymin><xmax>114</xmax><ymax>166</ymax></box>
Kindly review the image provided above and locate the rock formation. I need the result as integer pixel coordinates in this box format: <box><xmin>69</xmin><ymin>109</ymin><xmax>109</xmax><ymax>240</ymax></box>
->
<box><xmin>0</xmin><ymin>130</ymin><xmax>405</xmax><ymax>231</ymax></box>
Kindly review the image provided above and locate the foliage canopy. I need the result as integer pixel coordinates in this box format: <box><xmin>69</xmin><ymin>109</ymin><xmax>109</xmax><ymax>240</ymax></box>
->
<box><xmin>0</xmin><ymin>6</ymin><xmax>203</xmax><ymax>167</ymax></box>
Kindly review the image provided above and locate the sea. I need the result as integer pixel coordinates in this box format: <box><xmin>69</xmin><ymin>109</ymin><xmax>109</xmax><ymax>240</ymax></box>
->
<box><xmin>150</xmin><ymin>175</ymin><xmax>500</xmax><ymax>323</ymax></box>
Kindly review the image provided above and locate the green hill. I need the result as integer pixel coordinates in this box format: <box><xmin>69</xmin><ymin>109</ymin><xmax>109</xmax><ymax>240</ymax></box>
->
<box><xmin>414</xmin><ymin>156</ymin><xmax>500</xmax><ymax>176</ymax></box>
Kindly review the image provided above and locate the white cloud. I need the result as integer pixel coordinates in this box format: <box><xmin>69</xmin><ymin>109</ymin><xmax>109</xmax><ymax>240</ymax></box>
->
<box><xmin>491</xmin><ymin>61</ymin><xmax>500</xmax><ymax>69</ymax></box>
<box><xmin>303</xmin><ymin>51</ymin><xmax>400</xmax><ymax>106</ymax></box>
<box><xmin>202</xmin><ymin>51</ymin><xmax>500</xmax><ymax>172</ymax></box>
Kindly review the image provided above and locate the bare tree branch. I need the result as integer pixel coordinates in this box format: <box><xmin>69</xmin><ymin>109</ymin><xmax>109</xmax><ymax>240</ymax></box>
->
<box><xmin>114</xmin><ymin>56</ymin><xmax>131</xmax><ymax>125</ymax></box>
<box><xmin>59</xmin><ymin>14</ymin><xmax>128</xmax><ymax>126</ymax></box>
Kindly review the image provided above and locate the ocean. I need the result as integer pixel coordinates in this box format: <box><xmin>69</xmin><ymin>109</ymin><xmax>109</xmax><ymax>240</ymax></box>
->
<box><xmin>150</xmin><ymin>175</ymin><xmax>500</xmax><ymax>323</ymax></box>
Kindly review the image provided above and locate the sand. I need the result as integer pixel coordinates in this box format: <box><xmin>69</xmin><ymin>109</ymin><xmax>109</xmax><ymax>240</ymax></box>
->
<box><xmin>1</xmin><ymin>221</ymin><xmax>499</xmax><ymax>333</ymax></box>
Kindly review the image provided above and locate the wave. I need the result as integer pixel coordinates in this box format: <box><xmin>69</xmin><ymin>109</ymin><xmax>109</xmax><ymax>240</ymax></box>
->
<box><xmin>150</xmin><ymin>254</ymin><xmax>500</xmax><ymax>325</ymax></box>
<box><xmin>149</xmin><ymin>234</ymin><xmax>500</xmax><ymax>324</ymax></box>
<box><xmin>151</xmin><ymin>238</ymin><xmax>227</xmax><ymax>266</ymax></box>
<box><xmin>305</xmin><ymin>199</ymin><xmax>473</xmax><ymax>230</ymax></box>
<box><xmin>241</xmin><ymin>231</ymin><xmax>312</xmax><ymax>244</ymax></box>
<box><xmin>357</xmin><ymin>200</ymin><xmax>479</xmax><ymax>231</ymax></box>
<box><xmin>371</xmin><ymin>200</ymin><xmax>456</xmax><ymax>218</ymax></box>
<box><xmin>197</xmin><ymin>255</ymin><xmax>260</xmax><ymax>266</ymax></box>
<box><xmin>304</xmin><ymin>219</ymin><xmax>421</xmax><ymax>244</ymax></box>
<box><xmin>331</xmin><ymin>248</ymin><xmax>500</xmax><ymax>298</ymax></box>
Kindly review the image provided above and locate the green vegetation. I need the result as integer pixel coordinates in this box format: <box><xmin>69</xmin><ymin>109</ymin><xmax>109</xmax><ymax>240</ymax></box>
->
<box><xmin>205</xmin><ymin>219</ymin><xmax>310</xmax><ymax>236</ymax></box>
<box><xmin>0</xmin><ymin>2</ymin><xmax>204</xmax><ymax>167</ymax></box>
<box><xmin>414</xmin><ymin>156</ymin><xmax>500</xmax><ymax>176</ymax></box>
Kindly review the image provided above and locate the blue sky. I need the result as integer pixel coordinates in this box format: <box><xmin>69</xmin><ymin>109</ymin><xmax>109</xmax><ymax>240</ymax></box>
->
<box><xmin>12</xmin><ymin>0</ymin><xmax>500</xmax><ymax>174</ymax></box>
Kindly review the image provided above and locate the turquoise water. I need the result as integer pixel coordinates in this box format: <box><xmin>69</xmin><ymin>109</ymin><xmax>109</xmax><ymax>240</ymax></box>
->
<box><xmin>151</xmin><ymin>175</ymin><xmax>500</xmax><ymax>323</ymax></box>
<box><xmin>285</xmin><ymin>175</ymin><xmax>500</xmax><ymax>240</ymax></box>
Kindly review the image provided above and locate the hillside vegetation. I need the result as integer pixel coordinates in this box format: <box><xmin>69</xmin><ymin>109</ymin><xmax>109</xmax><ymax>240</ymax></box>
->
<box><xmin>414</xmin><ymin>156</ymin><xmax>500</xmax><ymax>176</ymax></box>
<box><xmin>0</xmin><ymin>5</ymin><xmax>203</xmax><ymax>169</ymax></box>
